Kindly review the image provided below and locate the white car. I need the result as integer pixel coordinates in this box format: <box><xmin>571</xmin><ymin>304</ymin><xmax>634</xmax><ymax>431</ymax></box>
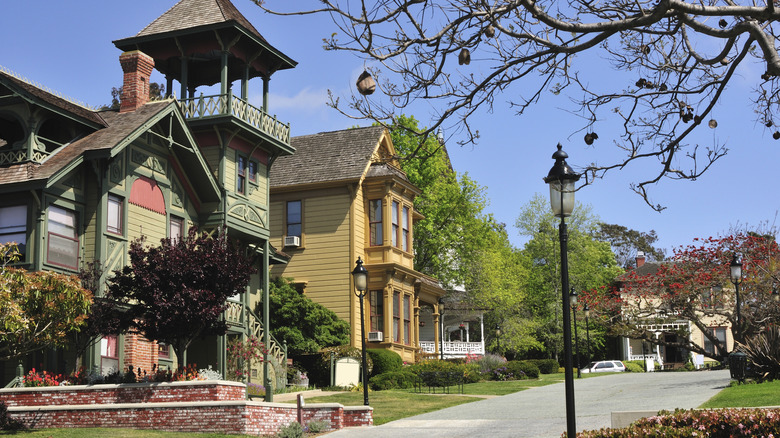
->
<box><xmin>581</xmin><ymin>360</ymin><xmax>626</xmax><ymax>373</ymax></box>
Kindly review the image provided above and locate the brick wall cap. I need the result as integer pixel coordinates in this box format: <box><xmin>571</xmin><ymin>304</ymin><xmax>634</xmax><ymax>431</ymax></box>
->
<box><xmin>7</xmin><ymin>400</ymin><xmax>249</xmax><ymax>412</ymax></box>
<box><xmin>0</xmin><ymin>379</ymin><xmax>244</xmax><ymax>393</ymax></box>
<box><xmin>343</xmin><ymin>406</ymin><xmax>375</xmax><ymax>412</ymax></box>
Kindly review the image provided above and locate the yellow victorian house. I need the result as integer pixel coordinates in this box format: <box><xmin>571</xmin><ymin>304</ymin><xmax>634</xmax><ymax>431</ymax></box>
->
<box><xmin>269</xmin><ymin>126</ymin><xmax>445</xmax><ymax>362</ymax></box>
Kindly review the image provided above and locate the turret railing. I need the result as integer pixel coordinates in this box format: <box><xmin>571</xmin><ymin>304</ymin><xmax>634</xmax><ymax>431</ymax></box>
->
<box><xmin>178</xmin><ymin>93</ymin><xmax>290</xmax><ymax>146</ymax></box>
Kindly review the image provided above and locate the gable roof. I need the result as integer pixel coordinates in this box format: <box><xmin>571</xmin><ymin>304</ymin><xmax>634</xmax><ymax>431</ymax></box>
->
<box><xmin>0</xmin><ymin>68</ymin><xmax>107</xmax><ymax>128</ymax></box>
<box><xmin>270</xmin><ymin>126</ymin><xmax>392</xmax><ymax>189</ymax></box>
<box><xmin>132</xmin><ymin>0</ymin><xmax>264</xmax><ymax>41</ymax></box>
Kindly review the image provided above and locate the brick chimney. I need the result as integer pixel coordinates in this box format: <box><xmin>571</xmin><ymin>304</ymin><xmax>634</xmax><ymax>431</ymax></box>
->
<box><xmin>636</xmin><ymin>251</ymin><xmax>646</xmax><ymax>268</ymax></box>
<box><xmin>119</xmin><ymin>51</ymin><xmax>154</xmax><ymax>113</ymax></box>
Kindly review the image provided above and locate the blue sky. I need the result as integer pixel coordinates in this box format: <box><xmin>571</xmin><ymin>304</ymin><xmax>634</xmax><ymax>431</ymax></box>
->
<box><xmin>3</xmin><ymin>0</ymin><xmax>779</xmax><ymax>255</ymax></box>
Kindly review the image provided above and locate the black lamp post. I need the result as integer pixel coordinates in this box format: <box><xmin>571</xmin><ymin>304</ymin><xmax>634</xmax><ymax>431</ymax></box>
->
<box><xmin>584</xmin><ymin>303</ymin><xmax>591</xmax><ymax>367</ymax></box>
<box><xmin>544</xmin><ymin>143</ymin><xmax>580</xmax><ymax>438</ymax></box>
<box><xmin>730</xmin><ymin>254</ymin><xmax>743</xmax><ymax>343</ymax></box>
<box><xmin>570</xmin><ymin>289</ymin><xmax>581</xmax><ymax>378</ymax></box>
<box><xmin>495</xmin><ymin>324</ymin><xmax>502</xmax><ymax>354</ymax></box>
<box><xmin>438</xmin><ymin>297</ymin><xmax>445</xmax><ymax>360</ymax></box>
<box><xmin>351</xmin><ymin>257</ymin><xmax>369</xmax><ymax>406</ymax></box>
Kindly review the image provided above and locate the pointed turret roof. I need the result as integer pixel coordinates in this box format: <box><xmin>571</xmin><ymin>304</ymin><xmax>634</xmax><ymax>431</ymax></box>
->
<box><xmin>133</xmin><ymin>0</ymin><xmax>265</xmax><ymax>42</ymax></box>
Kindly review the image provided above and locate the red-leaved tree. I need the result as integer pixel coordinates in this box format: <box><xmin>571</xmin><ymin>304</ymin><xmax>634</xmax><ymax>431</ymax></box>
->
<box><xmin>95</xmin><ymin>227</ymin><xmax>255</xmax><ymax>367</ymax></box>
<box><xmin>585</xmin><ymin>232</ymin><xmax>780</xmax><ymax>362</ymax></box>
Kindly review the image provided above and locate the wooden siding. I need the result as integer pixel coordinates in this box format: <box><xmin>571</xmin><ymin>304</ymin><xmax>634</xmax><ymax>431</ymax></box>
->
<box><xmin>127</xmin><ymin>204</ymin><xmax>166</xmax><ymax>244</ymax></box>
<box><xmin>271</xmin><ymin>193</ymin><xmax>352</xmax><ymax>319</ymax></box>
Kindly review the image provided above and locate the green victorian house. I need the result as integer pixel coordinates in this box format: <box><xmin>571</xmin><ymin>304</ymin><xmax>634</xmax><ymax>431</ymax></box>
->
<box><xmin>0</xmin><ymin>0</ymin><xmax>295</xmax><ymax>394</ymax></box>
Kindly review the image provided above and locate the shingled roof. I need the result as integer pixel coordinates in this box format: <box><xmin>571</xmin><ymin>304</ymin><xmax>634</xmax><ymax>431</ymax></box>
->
<box><xmin>0</xmin><ymin>69</ymin><xmax>107</xmax><ymax>128</ymax></box>
<box><xmin>270</xmin><ymin>126</ymin><xmax>394</xmax><ymax>188</ymax></box>
<box><xmin>0</xmin><ymin>102</ymin><xmax>171</xmax><ymax>189</ymax></box>
<box><xmin>131</xmin><ymin>0</ymin><xmax>265</xmax><ymax>42</ymax></box>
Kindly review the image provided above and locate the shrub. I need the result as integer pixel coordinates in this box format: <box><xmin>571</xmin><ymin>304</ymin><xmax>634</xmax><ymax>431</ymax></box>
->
<box><xmin>408</xmin><ymin>360</ymin><xmax>466</xmax><ymax>387</ymax></box>
<box><xmin>276</xmin><ymin>421</ymin><xmax>304</xmax><ymax>438</ymax></box>
<box><xmin>531</xmin><ymin>359</ymin><xmax>559</xmax><ymax>374</ymax></box>
<box><xmin>367</xmin><ymin>349</ymin><xmax>403</xmax><ymax>377</ymax></box>
<box><xmin>742</xmin><ymin>326</ymin><xmax>780</xmax><ymax>381</ymax></box>
<box><xmin>305</xmin><ymin>420</ymin><xmax>329</xmax><ymax>434</ymax></box>
<box><xmin>624</xmin><ymin>362</ymin><xmax>644</xmax><ymax>373</ymax></box>
<box><xmin>507</xmin><ymin>360</ymin><xmax>539</xmax><ymax>379</ymax></box>
<box><xmin>369</xmin><ymin>370</ymin><xmax>418</xmax><ymax>390</ymax></box>
<box><xmin>578</xmin><ymin>408</ymin><xmax>780</xmax><ymax>437</ymax></box>
<box><xmin>0</xmin><ymin>402</ymin><xmax>23</xmax><ymax>431</ymax></box>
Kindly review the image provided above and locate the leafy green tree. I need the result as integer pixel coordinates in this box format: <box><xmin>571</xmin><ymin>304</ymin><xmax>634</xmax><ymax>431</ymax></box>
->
<box><xmin>516</xmin><ymin>194</ymin><xmax>623</xmax><ymax>359</ymax></box>
<box><xmin>266</xmin><ymin>277</ymin><xmax>350</xmax><ymax>356</ymax></box>
<box><xmin>596</xmin><ymin>223</ymin><xmax>666</xmax><ymax>269</ymax></box>
<box><xmin>96</xmin><ymin>228</ymin><xmax>255</xmax><ymax>367</ymax></box>
<box><xmin>0</xmin><ymin>243</ymin><xmax>92</xmax><ymax>362</ymax></box>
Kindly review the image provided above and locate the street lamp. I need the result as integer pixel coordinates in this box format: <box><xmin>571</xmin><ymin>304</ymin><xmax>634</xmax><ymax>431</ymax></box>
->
<box><xmin>730</xmin><ymin>254</ymin><xmax>743</xmax><ymax>342</ymax></box>
<box><xmin>438</xmin><ymin>297</ymin><xmax>445</xmax><ymax>360</ymax></box>
<box><xmin>544</xmin><ymin>143</ymin><xmax>580</xmax><ymax>438</ymax></box>
<box><xmin>351</xmin><ymin>257</ymin><xmax>369</xmax><ymax>406</ymax></box>
<box><xmin>570</xmin><ymin>289</ymin><xmax>581</xmax><ymax>378</ymax></box>
<box><xmin>495</xmin><ymin>324</ymin><xmax>502</xmax><ymax>354</ymax></box>
<box><xmin>583</xmin><ymin>303</ymin><xmax>591</xmax><ymax>367</ymax></box>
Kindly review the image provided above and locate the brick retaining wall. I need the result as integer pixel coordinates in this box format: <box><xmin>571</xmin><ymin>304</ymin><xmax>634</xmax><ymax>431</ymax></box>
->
<box><xmin>0</xmin><ymin>381</ymin><xmax>372</xmax><ymax>435</ymax></box>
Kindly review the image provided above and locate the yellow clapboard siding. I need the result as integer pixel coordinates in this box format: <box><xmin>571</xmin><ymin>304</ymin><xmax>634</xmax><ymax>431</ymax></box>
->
<box><xmin>127</xmin><ymin>204</ymin><xmax>167</xmax><ymax>243</ymax></box>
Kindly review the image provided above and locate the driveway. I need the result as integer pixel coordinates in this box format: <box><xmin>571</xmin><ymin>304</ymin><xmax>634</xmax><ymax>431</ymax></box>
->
<box><xmin>324</xmin><ymin>369</ymin><xmax>731</xmax><ymax>437</ymax></box>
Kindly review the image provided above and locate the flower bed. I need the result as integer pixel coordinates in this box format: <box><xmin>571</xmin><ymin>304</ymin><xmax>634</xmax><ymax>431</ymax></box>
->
<box><xmin>580</xmin><ymin>408</ymin><xmax>780</xmax><ymax>437</ymax></box>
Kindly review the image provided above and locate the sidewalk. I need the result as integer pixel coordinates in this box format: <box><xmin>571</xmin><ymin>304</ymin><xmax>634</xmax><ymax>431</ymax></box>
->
<box><xmin>322</xmin><ymin>369</ymin><xmax>732</xmax><ymax>438</ymax></box>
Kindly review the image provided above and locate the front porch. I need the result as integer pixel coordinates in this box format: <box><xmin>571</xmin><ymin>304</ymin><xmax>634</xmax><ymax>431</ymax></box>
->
<box><xmin>417</xmin><ymin>305</ymin><xmax>486</xmax><ymax>359</ymax></box>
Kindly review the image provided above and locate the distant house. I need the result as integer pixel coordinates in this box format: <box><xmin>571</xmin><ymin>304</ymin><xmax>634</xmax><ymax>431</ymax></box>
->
<box><xmin>0</xmin><ymin>0</ymin><xmax>295</xmax><ymax>386</ymax></box>
<box><xmin>614</xmin><ymin>252</ymin><xmax>734</xmax><ymax>369</ymax></box>
<box><xmin>269</xmin><ymin>127</ymin><xmax>448</xmax><ymax>362</ymax></box>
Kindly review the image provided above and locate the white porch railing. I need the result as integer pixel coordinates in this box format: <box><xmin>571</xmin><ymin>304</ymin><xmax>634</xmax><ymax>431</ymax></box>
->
<box><xmin>419</xmin><ymin>341</ymin><xmax>485</xmax><ymax>358</ymax></box>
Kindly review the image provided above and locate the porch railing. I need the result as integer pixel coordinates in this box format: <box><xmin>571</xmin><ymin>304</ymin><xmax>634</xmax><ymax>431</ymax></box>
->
<box><xmin>178</xmin><ymin>93</ymin><xmax>291</xmax><ymax>146</ymax></box>
<box><xmin>419</xmin><ymin>341</ymin><xmax>485</xmax><ymax>357</ymax></box>
<box><xmin>224</xmin><ymin>301</ymin><xmax>286</xmax><ymax>366</ymax></box>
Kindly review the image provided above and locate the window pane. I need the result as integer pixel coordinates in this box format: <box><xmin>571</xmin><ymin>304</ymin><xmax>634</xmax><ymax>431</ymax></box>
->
<box><xmin>49</xmin><ymin>206</ymin><xmax>77</xmax><ymax>235</ymax></box>
<box><xmin>107</xmin><ymin>195</ymin><xmax>122</xmax><ymax>234</ymax></box>
<box><xmin>0</xmin><ymin>205</ymin><xmax>27</xmax><ymax>252</ymax></box>
<box><xmin>402</xmin><ymin>206</ymin><xmax>410</xmax><ymax>251</ymax></box>
<box><xmin>392</xmin><ymin>201</ymin><xmax>399</xmax><ymax>247</ymax></box>
<box><xmin>370</xmin><ymin>290</ymin><xmax>384</xmax><ymax>332</ymax></box>
<box><xmin>47</xmin><ymin>206</ymin><xmax>78</xmax><ymax>268</ymax></box>
<box><xmin>393</xmin><ymin>291</ymin><xmax>400</xmax><ymax>342</ymax></box>
<box><xmin>287</xmin><ymin>201</ymin><xmax>302</xmax><ymax>237</ymax></box>
<box><xmin>403</xmin><ymin>295</ymin><xmax>410</xmax><ymax>345</ymax></box>
<box><xmin>369</xmin><ymin>200</ymin><xmax>383</xmax><ymax>246</ymax></box>
<box><xmin>170</xmin><ymin>217</ymin><xmax>183</xmax><ymax>240</ymax></box>
<box><xmin>248</xmin><ymin>161</ymin><xmax>258</xmax><ymax>182</ymax></box>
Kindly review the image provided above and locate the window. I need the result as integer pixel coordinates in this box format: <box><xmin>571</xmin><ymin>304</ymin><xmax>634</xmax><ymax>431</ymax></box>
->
<box><xmin>392</xmin><ymin>200</ymin><xmax>399</xmax><ymax>247</ymax></box>
<box><xmin>286</xmin><ymin>201</ymin><xmax>302</xmax><ymax>237</ymax></box>
<box><xmin>402</xmin><ymin>206</ymin><xmax>410</xmax><ymax>252</ymax></box>
<box><xmin>0</xmin><ymin>205</ymin><xmax>27</xmax><ymax>255</ymax></box>
<box><xmin>369</xmin><ymin>200</ymin><xmax>383</xmax><ymax>246</ymax></box>
<box><xmin>100</xmin><ymin>335</ymin><xmax>119</xmax><ymax>375</ymax></box>
<box><xmin>704</xmin><ymin>327</ymin><xmax>727</xmax><ymax>356</ymax></box>
<box><xmin>702</xmin><ymin>287</ymin><xmax>724</xmax><ymax>308</ymax></box>
<box><xmin>393</xmin><ymin>291</ymin><xmax>400</xmax><ymax>342</ymax></box>
<box><xmin>170</xmin><ymin>216</ymin><xmax>184</xmax><ymax>241</ymax></box>
<box><xmin>107</xmin><ymin>195</ymin><xmax>123</xmax><ymax>235</ymax></box>
<box><xmin>369</xmin><ymin>290</ymin><xmax>384</xmax><ymax>332</ymax></box>
<box><xmin>237</xmin><ymin>155</ymin><xmax>246</xmax><ymax>194</ymax></box>
<box><xmin>47</xmin><ymin>205</ymin><xmax>79</xmax><ymax>269</ymax></box>
<box><xmin>158</xmin><ymin>342</ymin><xmax>171</xmax><ymax>360</ymax></box>
<box><xmin>403</xmin><ymin>295</ymin><xmax>411</xmax><ymax>345</ymax></box>
<box><xmin>248</xmin><ymin>160</ymin><xmax>258</xmax><ymax>183</ymax></box>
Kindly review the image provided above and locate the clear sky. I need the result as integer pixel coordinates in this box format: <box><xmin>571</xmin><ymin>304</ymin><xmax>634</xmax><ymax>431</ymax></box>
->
<box><xmin>2</xmin><ymin>0</ymin><xmax>778</xmax><ymax>255</ymax></box>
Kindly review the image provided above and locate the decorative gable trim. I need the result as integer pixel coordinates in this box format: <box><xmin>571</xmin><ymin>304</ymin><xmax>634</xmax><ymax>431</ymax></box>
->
<box><xmin>129</xmin><ymin>176</ymin><xmax>166</xmax><ymax>215</ymax></box>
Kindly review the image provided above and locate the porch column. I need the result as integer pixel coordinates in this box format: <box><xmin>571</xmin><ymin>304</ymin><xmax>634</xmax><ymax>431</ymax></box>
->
<box><xmin>479</xmin><ymin>314</ymin><xmax>485</xmax><ymax>355</ymax></box>
<box><xmin>433</xmin><ymin>311</ymin><xmax>441</xmax><ymax>357</ymax></box>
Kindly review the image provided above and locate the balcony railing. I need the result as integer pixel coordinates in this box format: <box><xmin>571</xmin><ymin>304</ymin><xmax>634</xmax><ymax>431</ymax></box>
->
<box><xmin>419</xmin><ymin>341</ymin><xmax>485</xmax><ymax>358</ymax></box>
<box><xmin>178</xmin><ymin>93</ymin><xmax>290</xmax><ymax>146</ymax></box>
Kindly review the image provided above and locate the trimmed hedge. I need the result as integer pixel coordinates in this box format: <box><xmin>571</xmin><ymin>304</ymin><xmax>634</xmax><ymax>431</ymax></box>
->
<box><xmin>624</xmin><ymin>361</ymin><xmax>644</xmax><ymax>373</ymax></box>
<box><xmin>369</xmin><ymin>370</ymin><xmax>418</xmax><ymax>390</ymax></box>
<box><xmin>531</xmin><ymin>359</ymin><xmax>559</xmax><ymax>374</ymax></box>
<box><xmin>507</xmin><ymin>360</ymin><xmax>539</xmax><ymax>379</ymax></box>
<box><xmin>366</xmin><ymin>349</ymin><xmax>403</xmax><ymax>377</ymax></box>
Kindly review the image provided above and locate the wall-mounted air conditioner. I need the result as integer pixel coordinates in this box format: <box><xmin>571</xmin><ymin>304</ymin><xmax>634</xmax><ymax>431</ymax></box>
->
<box><xmin>284</xmin><ymin>235</ymin><xmax>301</xmax><ymax>247</ymax></box>
<box><xmin>368</xmin><ymin>331</ymin><xmax>384</xmax><ymax>342</ymax></box>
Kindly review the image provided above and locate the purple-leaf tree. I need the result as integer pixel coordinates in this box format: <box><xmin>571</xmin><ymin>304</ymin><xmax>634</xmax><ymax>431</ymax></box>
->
<box><xmin>101</xmin><ymin>227</ymin><xmax>255</xmax><ymax>368</ymax></box>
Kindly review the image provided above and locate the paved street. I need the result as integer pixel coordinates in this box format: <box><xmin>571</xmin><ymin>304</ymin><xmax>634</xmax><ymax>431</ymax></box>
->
<box><xmin>325</xmin><ymin>369</ymin><xmax>731</xmax><ymax>437</ymax></box>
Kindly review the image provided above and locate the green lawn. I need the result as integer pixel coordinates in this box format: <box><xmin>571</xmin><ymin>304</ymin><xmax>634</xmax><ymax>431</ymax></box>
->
<box><xmin>700</xmin><ymin>379</ymin><xmax>780</xmax><ymax>409</ymax></box>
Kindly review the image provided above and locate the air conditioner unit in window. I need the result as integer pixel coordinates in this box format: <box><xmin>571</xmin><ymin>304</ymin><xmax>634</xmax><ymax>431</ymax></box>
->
<box><xmin>284</xmin><ymin>235</ymin><xmax>301</xmax><ymax>247</ymax></box>
<box><xmin>368</xmin><ymin>331</ymin><xmax>383</xmax><ymax>342</ymax></box>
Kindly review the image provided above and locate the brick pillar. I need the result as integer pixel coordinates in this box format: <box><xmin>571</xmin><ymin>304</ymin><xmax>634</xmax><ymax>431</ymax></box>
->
<box><xmin>119</xmin><ymin>50</ymin><xmax>155</xmax><ymax>113</ymax></box>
